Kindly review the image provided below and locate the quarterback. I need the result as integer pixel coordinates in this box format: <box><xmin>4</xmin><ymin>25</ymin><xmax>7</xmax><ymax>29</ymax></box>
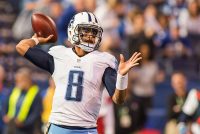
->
<box><xmin>16</xmin><ymin>12</ymin><xmax>142</xmax><ymax>134</ymax></box>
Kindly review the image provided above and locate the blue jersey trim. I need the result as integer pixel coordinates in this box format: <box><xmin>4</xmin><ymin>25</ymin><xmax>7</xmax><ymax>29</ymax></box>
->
<box><xmin>24</xmin><ymin>47</ymin><xmax>54</xmax><ymax>74</ymax></box>
<box><xmin>52</xmin><ymin>123</ymin><xmax>96</xmax><ymax>130</ymax></box>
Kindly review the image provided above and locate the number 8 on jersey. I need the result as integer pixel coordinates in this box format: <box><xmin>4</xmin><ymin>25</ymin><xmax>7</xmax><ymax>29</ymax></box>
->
<box><xmin>65</xmin><ymin>70</ymin><xmax>84</xmax><ymax>101</ymax></box>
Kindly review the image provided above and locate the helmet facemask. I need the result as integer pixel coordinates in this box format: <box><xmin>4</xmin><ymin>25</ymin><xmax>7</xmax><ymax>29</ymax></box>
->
<box><xmin>73</xmin><ymin>24</ymin><xmax>103</xmax><ymax>52</ymax></box>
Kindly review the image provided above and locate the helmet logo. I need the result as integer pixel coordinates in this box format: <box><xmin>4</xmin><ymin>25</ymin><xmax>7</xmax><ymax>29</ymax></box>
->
<box><xmin>68</xmin><ymin>16</ymin><xmax>75</xmax><ymax>29</ymax></box>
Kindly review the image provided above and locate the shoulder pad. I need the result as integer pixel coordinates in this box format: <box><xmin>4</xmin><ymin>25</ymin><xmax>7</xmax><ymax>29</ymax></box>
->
<box><xmin>48</xmin><ymin>46</ymin><xmax>68</xmax><ymax>59</ymax></box>
<box><xmin>102</xmin><ymin>52</ymin><xmax>118</xmax><ymax>70</ymax></box>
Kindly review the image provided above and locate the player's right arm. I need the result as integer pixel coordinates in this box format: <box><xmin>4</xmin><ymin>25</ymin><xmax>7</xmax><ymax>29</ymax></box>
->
<box><xmin>16</xmin><ymin>34</ymin><xmax>53</xmax><ymax>56</ymax></box>
<box><xmin>16</xmin><ymin>34</ymin><xmax>54</xmax><ymax>74</ymax></box>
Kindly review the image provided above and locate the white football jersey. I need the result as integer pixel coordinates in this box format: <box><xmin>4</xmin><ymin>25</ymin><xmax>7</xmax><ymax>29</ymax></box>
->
<box><xmin>48</xmin><ymin>46</ymin><xmax>117</xmax><ymax>128</ymax></box>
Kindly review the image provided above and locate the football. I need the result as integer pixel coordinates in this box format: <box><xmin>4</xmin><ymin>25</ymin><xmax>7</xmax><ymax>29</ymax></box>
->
<box><xmin>31</xmin><ymin>13</ymin><xmax>57</xmax><ymax>43</ymax></box>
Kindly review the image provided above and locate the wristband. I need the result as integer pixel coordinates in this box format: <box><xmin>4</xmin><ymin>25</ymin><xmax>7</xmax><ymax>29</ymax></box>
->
<box><xmin>31</xmin><ymin>37</ymin><xmax>39</xmax><ymax>45</ymax></box>
<box><xmin>116</xmin><ymin>73</ymin><xmax>128</xmax><ymax>90</ymax></box>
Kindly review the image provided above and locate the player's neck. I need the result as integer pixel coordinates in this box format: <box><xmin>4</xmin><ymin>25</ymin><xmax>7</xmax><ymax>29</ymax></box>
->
<box><xmin>73</xmin><ymin>46</ymin><xmax>88</xmax><ymax>57</ymax></box>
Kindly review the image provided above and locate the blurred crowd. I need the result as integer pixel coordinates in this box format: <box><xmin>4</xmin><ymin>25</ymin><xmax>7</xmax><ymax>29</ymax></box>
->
<box><xmin>1</xmin><ymin>0</ymin><xmax>200</xmax><ymax>133</ymax></box>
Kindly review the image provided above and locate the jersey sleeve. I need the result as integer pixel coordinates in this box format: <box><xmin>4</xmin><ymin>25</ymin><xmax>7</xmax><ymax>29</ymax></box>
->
<box><xmin>24</xmin><ymin>47</ymin><xmax>54</xmax><ymax>74</ymax></box>
<box><xmin>103</xmin><ymin>52</ymin><xmax>118</xmax><ymax>71</ymax></box>
<box><xmin>101</xmin><ymin>52</ymin><xmax>118</xmax><ymax>97</ymax></box>
<box><xmin>48</xmin><ymin>45</ymin><xmax>67</xmax><ymax>59</ymax></box>
<box><xmin>102</xmin><ymin>67</ymin><xmax>117</xmax><ymax>97</ymax></box>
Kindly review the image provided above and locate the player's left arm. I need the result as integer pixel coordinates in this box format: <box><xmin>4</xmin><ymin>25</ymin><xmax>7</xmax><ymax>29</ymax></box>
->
<box><xmin>103</xmin><ymin>52</ymin><xmax>142</xmax><ymax>104</ymax></box>
<box><xmin>112</xmin><ymin>52</ymin><xmax>142</xmax><ymax>104</ymax></box>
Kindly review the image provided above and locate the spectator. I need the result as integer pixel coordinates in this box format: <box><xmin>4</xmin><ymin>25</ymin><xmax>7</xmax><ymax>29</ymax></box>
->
<box><xmin>97</xmin><ymin>90</ymin><xmax>115</xmax><ymax>134</ymax></box>
<box><xmin>115</xmin><ymin>43</ymin><xmax>164</xmax><ymax>133</ymax></box>
<box><xmin>125</xmin><ymin>8</ymin><xmax>155</xmax><ymax>58</ymax></box>
<box><xmin>0</xmin><ymin>65</ymin><xmax>10</xmax><ymax>134</ymax></box>
<box><xmin>158</xmin><ymin>22</ymin><xmax>192</xmax><ymax>76</ymax></box>
<box><xmin>85</xmin><ymin>0</ymin><xmax>96</xmax><ymax>12</ymax></box>
<box><xmin>179</xmin><ymin>0</ymin><xmax>200</xmax><ymax>36</ymax></box>
<box><xmin>114</xmin><ymin>85</ymin><xmax>143</xmax><ymax>134</ymax></box>
<box><xmin>12</xmin><ymin>0</ymin><xmax>38</xmax><ymax>40</ymax></box>
<box><xmin>56</xmin><ymin>0</ymin><xmax>85</xmax><ymax>45</ymax></box>
<box><xmin>161</xmin><ymin>23</ymin><xmax>191</xmax><ymax>59</ymax></box>
<box><xmin>165</xmin><ymin>71</ymin><xmax>188</xmax><ymax>134</ymax></box>
<box><xmin>154</xmin><ymin>12</ymin><xmax>169</xmax><ymax>58</ymax></box>
<box><xmin>167</xmin><ymin>0</ymin><xmax>186</xmax><ymax>19</ymax></box>
<box><xmin>2</xmin><ymin>67</ymin><xmax>43</xmax><ymax>134</ymax></box>
<box><xmin>129</xmin><ymin>43</ymin><xmax>163</xmax><ymax>131</ymax></box>
<box><xmin>178</xmin><ymin>88</ymin><xmax>200</xmax><ymax>134</ymax></box>
<box><xmin>144</xmin><ymin>4</ymin><xmax>161</xmax><ymax>36</ymax></box>
<box><xmin>95</xmin><ymin>0</ymin><xmax>128</xmax><ymax>59</ymax></box>
<box><xmin>179</xmin><ymin>0</ymin><xmax>200</xmax><ymax>58</ymax></box>
<box><xmin>41</xmin><ymin>77</ymin><xmax>55</xmax><ymax>132</ymax></box>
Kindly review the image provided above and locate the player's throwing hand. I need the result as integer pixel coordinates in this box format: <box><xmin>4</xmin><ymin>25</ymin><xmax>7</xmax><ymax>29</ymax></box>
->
<box><xmin>32</xmin><ymin>34</ymin><xmax>54</xmax><ymax>44</ymax></box>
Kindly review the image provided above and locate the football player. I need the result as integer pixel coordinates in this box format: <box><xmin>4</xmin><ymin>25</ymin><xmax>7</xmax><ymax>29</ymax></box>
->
<box><xmin>16</xmin><ymin>12</ymin><xmax>142</xmax><ymax>134</ymax></box>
